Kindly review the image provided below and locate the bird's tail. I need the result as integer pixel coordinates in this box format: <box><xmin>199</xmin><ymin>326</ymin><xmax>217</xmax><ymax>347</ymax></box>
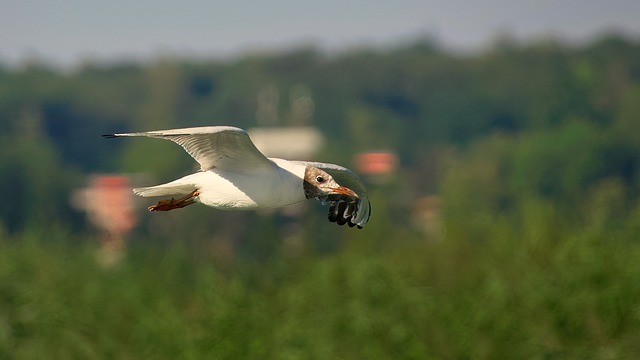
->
<box><xmin>133</xmin><ymin>182</ymin><xmax>196</xmax><ymax>197</ymax></box>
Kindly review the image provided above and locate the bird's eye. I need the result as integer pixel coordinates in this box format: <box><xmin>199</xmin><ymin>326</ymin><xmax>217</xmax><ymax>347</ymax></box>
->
<box><xmin>316</xmin><ymin>176</ymin><xmax>325</xmax><ymax>183</ymax></box>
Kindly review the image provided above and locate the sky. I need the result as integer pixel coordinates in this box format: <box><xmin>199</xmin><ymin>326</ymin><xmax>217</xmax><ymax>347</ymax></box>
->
<box><xmin>1</xmin><ymin>0</ymin><xmax>639</xmax><ymax>68</ymax></box>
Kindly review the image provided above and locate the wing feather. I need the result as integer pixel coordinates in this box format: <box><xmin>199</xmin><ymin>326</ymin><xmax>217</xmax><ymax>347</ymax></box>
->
<box><xmin>103</xmin><ymin>126</ymin><xmax>274</xmax><ymax>173</ymax></box>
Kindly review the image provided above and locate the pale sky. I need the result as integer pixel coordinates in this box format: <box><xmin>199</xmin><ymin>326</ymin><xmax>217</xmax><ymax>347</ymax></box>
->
<box><xmin>1</xmin><ymin>0</ymin><xmax>639</xmax><ymax>68</ymax></box>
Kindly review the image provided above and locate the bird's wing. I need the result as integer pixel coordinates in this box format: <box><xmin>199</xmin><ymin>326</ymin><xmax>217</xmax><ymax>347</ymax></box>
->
<box><xmin>104</xmin><ymin>126</ymin><xmax>275</xmax><ymax>173</ymax></box>
<box><xmin>295</xmin><ymin>161</ymin><xmax>371</xmax><ymax>229</ymax></box>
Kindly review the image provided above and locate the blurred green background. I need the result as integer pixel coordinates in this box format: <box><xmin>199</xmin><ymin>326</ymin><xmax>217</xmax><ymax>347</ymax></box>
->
<box><xmin>1</xmin><ymin>35</ymin><xmax>640</xmax><ymax>358</ymax></box>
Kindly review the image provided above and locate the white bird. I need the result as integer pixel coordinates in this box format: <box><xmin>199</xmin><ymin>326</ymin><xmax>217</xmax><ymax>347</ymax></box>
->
<box><xmin>103</xmin><ymin>126</ymin><xmax>371</xmax><ymax>228</ymax></box>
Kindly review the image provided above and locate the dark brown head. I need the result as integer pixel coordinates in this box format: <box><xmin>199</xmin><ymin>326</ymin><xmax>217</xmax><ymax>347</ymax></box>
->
<box><xmin>303</xmin><ymin>166</ymin><xmax>357</xmax><ymax>200</ymax></box>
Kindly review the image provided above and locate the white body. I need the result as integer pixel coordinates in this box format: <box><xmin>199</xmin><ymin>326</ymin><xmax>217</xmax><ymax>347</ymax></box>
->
<box><xmin>136</xmin><ymin>158</ymin><xmax>307</xmax><ymax>210</ymax></box>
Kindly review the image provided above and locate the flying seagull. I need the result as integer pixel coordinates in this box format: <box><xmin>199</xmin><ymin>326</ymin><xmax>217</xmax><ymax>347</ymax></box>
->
<box><xmin>103</xmin><ymin>126</ymin><xmax>371</xmax><ymax>228</ymax></box>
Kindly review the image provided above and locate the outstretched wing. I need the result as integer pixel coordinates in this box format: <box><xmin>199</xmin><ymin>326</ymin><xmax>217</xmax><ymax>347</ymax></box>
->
<box><xmin>295</xmin><ymin>161</ymin><xmax>371</xmax><ymax>229</ymax></box>
<box><xmin>103</xmin><ymin>126</ymin><xmax>275</xmax><ymax>173</ymax></box>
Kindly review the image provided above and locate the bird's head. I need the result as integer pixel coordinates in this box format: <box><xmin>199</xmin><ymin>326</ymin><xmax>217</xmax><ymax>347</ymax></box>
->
<box><xmin>303</xmin><ymin>167</ymin><xmax>357</xmax><ymax>200</ymax></box>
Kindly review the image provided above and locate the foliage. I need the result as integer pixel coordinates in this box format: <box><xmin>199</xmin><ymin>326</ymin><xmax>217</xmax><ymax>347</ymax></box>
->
<box><xmin>1</xmin><ymin>224</ymin><xmax>640</xmax><ymax>359</ymax></box>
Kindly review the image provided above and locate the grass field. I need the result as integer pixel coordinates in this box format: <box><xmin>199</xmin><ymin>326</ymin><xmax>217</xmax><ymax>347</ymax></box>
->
<box><xmin>1</xmin><ymin>222</ymin><xmax>639</xmax><ymax>359</ymax></box>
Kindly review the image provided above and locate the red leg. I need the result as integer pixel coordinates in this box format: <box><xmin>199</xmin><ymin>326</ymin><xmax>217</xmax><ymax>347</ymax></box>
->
<box><xmin>148</xmin><ymin>190</ymin><xmax>200</xmax><ymax>211</ymax></box>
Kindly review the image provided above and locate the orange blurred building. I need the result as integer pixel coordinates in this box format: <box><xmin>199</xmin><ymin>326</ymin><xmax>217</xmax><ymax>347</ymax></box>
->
<box><xmin>72</xmin><ymin>174</ymin><xmax>137</xmax><ymax>266</ymax></box>
<box><xmin>354</xmin><ymin>151</ymin><xmax>398</xmax><ymax>178</ymax></box>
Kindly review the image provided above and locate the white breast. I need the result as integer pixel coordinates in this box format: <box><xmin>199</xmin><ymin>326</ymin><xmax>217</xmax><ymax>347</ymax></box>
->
<box><xmin>191</xmin><ymin>160</ymin><xmax>307</xmax><ymax>210</ymax></box>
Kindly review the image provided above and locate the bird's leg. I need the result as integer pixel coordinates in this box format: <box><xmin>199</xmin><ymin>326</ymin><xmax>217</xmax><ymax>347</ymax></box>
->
<box><xmin>148</xmin><ymin>190</ymin><xmax>200</xmax><ymax>211</ymax></box>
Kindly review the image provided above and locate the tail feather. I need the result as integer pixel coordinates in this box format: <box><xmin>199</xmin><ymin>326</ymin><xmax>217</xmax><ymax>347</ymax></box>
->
<box><xmin>133</xmin><ymin>184</ymin><xmax>196</xmax><ymax>197</ymax></box>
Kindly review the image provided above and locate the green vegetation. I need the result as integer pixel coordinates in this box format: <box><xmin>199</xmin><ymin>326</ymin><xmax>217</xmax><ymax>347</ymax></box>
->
<box><xmin>2</xmin><ymin>224</ymin><xmax>640</xmax><ymax>358</ymax></box>
<box><xmin>1</xmin><ymin>35</ymin><xmax>640</xmax><ymax>358</ymax></box>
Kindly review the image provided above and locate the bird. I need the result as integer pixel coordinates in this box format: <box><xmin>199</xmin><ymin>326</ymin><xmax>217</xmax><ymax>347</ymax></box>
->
<box><xmin>103</xmin><ymin>126</ymin><xmax>371</xmax><ymax>228</ymax></box>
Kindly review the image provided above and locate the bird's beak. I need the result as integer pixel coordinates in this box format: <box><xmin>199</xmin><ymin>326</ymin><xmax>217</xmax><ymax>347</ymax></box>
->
<box><xmin>330</xmin><ymin>186</ymin><xmax>358</xmax><ymax>198</ymax></box>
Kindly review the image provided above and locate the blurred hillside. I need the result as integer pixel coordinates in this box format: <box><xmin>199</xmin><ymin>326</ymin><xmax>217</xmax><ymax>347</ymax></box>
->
<box><xmin>1</xmin><ymin>35</ymin><xmax>640</xmax><ymax>358</ymax></box>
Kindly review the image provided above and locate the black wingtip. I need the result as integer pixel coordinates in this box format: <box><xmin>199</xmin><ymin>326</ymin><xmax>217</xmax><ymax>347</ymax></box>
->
<box><xmin>102</xmin><ymin>134</ymin><xmax>118</xmax><ymax>139</ymax></box>
<box><xmin>326</xmin><ymin>198</ymin><xmax>367</xmax><ymax>229</ymax></box>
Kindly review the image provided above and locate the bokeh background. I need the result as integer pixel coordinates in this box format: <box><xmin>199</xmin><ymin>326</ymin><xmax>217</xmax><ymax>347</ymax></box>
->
<box><xmin>2</xmin><ymin>1</ymin><xmax>640</xmax><ymax>358</ymax></box>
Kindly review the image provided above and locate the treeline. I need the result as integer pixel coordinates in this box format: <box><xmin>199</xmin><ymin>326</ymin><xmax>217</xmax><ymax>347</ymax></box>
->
<box><xmin>0</xmin><ymin>34</ymin><xmax>639</xmax><ymax>242</ymax></box>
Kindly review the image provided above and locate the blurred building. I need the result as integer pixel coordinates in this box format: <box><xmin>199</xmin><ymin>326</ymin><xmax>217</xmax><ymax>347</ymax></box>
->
<box><xmin>413</xmin><ymin>195</ymin><xmax>443</xmax><ymax>240</ymax></box>
<box><xmin>354</xmin><ymin>151</ymin><xmax>398</xmax><ymax>183</ymax></box>
<box><xmin>71</xmin><ymin>174</ymin><xmax>137</xmax><ymax>266</ymax></box>
<box><xmin>248</xmin><ymin>126</ymin><xmax>324</xmax><ymax>160</ymax></box>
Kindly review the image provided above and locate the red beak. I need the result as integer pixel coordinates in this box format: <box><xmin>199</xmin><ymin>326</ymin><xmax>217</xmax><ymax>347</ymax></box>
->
<box><xmin>331</xmin><ymin>186</ymin><xmax>358</xmax><ymax>198</ymax></box>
